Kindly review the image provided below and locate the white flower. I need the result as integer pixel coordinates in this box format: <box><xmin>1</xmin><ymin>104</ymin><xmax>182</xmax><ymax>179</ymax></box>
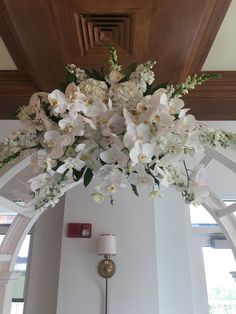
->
<box><xmin>48</xmin><ymin>90</ymin><xmax>67</xmax><ymax>116</ymax></box>
<box><xmin>137</xmin><ymin>90</ymin><xmax>173</xmax><ymax>127</ymax></box>
<box><xmin>108</xmin><ymin>70</ymin><xmax>124</xmax><ymax>84</ymax></box>
<box><xmin>124</xmin><ymin>123</ymin><xmax>151</xmax><ymax>150</ymax></box>
<box><xmin>58</xmin><ymin>114</ymin><xmax>85</xmax><ymax>136</ymax></box>
<box><xmin>149</xmin><ymin>190</ymin><xmax>161</xmax><ymax>200</ymax></box>
<box><xmin>129</xmin><ymin>141</ymin><xmax>154</xmax><ymax>166</ymax></box>
<box><xmin>95</xmin><ymin>167</ymin><xmax>127</xmax><ymax>195</ymax></box>
<box><xmin>29</xmin><ymin>173</ymin><xmax>52</xmax><ymax>192</ymax></box>
<box><xmin>109</xmin><ymin>81</ymin><xmax>142</xmax><ymax>112</ymax></box>
<box><xmin>130</xmin><ymin>61</ymin><xmax>156</xmax><ymax>92</ymax></box>
<box><xmin>44</xmin><ymin>131</ymin><xmax>73</xmax><ymax>159</ymax></box>
<box><xmin>175</xmin><ymin>114</ymin><xmax>196</xmax><ymax>133</ymax></box>
<box><xmin>128</xmin><ymin>172</ymin><xmax>154</xmax><ymax>190</ymax></box>
<box><xmin>79</xmin><ymin>78</ymin><xmax>108</xmax><ymax>101</ymax></box>
<box><xmin>102</xmin><ymin>113</ymin><xmax>125</xmax><ymax>136</ymax></box>
<box><xmin>76</xmin><ymin>96</ymin><xmax>107</xmax><ymax>117</ymax></box>
<box><xmin>91</xmin><ymin>193</ymin><xmax>105</xmax><ymax>203</ymax></box>
<box><xmin>168</xmin><ymin>98</ymin><xmax>185</xmax><ymax>115</ymax></box>
<box><xmin>152</xmin><ymin>165</ymin><xmax>173</xmax><ymax>187</ymax></box>
<box><xmin>100</xmin><ymin>144</ymin><xmax>129</xmax><ymax>167</ymax></box>
<box><xmin>56</xmin><ymin>157</ymin><xmax>85</xmax><ymax>173</ymax></box>
<box><xmin>18</xmin><ymin>92</ymin><xmax>53</xmax><ymax>131</ymax></box>
<box><xmin>184</xmin><ymin>130</ymin><xmax>203</xmax><ymax>153</ymax></box>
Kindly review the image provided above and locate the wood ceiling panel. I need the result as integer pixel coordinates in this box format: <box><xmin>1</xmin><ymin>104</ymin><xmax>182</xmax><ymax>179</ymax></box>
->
<box><xmin>0</xmin><ymin>70</ymin><xmax>37</xmax><ymax>118</ymax></box>
<box><xmin>184</xmin><ymin>71</ymin><xmax>236</xmax><ymax>120</ymax></box>
<box><xmin>0</xmin><ymin>0</ymin><xmax>66</xmax><ymax>91</ymax></box>
<box><xmin>149</xmin><ymin>0</ymin><xmax>231</xmax><ymax>84</ymax></box>
<box><xmin>0</xmin><ymin>0</ymin><xmax>233</xmax><ymax>119</ymax></box>
<box><xmin>50</xmin><ymin>0</ymin><xmax>156</xmax><ymax>68</ymax></box>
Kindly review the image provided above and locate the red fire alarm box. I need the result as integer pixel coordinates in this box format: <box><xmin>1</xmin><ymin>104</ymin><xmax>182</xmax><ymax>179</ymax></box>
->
<box><xmin>67</xmin><ymin>223</ymin><xmax>92</xmax><ymax>238</ymax></box>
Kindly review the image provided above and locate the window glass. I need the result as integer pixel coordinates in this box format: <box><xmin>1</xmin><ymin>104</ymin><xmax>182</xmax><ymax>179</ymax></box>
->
<box><xmin>0</xmin><ymin>216</ymin><xmax>31</xmax><ymax>314</ymax></box>
<box><xmin>0</xmin><ymin>214</ymin><xmax>16</xmax><ymax>225</ymax></box>
<box><xmin>12</xmin><ymin>235</ymin><xmax>31</xmax><ymax>300</ymax></box>
<box><xmin>190</xmin><ymin>201</ymin><xmax>235</xmax><ymax>226</ymax></box>
<box><xmin>202</xmin><ymin>247</ymin><xmax>236</xmax><ymax>314</ymax></box>
<box><xmin>190</xmin><ymin>204</ymin><xmax>217</xmax><ymax>226</ymax></box>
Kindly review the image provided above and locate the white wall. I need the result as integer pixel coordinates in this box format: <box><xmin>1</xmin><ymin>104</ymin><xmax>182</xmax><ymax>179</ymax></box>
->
<box><xmin>57</xmin><ymin>184</ymin><xmax>158</xmax><ymax>314</ymax></box>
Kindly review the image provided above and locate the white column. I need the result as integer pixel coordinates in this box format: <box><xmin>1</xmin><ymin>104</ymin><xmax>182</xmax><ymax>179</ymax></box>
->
<box><xmin>154</xmin><ymin>188</ymin><xmax>195</xmax><ymax>314</ymax></box>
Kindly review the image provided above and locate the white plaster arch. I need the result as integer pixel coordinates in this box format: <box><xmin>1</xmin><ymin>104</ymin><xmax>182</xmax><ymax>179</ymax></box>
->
<box><xmin>0</xmin><ymin>146</ymin><xmax>235</xmax><ymax>314</ymax></box>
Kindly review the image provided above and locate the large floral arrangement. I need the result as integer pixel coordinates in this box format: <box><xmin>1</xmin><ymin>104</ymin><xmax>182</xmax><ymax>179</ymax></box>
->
<box><xmin>0</xmin><ymin>46</ymin><xmax>235</xmax><ymax>210</ymax></box>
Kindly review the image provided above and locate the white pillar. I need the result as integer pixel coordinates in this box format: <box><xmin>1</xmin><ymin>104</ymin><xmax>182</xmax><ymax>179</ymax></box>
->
<box><xmin>154</xmin><ymin>188</ymin><xmax>195</xmax><ymax>314</ymax></box>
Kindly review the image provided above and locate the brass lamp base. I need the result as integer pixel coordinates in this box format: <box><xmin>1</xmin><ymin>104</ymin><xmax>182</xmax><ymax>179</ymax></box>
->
<box><xmin>98</xmin><ymin>256</ymin><xmax>116</xmax><ymax>278</ymax></box>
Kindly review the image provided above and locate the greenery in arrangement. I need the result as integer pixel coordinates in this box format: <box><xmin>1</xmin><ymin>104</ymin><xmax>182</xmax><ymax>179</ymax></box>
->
<box><xmin>0</xmin><ymin>46</ymin><xmax>235</xmax><ymax>210</ymax></box>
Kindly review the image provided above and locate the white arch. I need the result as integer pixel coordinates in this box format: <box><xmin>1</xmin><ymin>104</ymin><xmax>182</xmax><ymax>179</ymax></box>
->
<box><xmin>0</xmin><ymin>146</ymin><xmax>235</xmax><ymax>313</ymax></box>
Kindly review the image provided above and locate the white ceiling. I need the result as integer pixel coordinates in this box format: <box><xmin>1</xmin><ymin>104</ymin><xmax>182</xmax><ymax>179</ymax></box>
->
<box><xmin>0</xmin><ymin>1</ymin><xmax>235</xmax><ymax>71</ymax></box>
<box><xmin>203</xmin><ymin>0</ymin><xmax>236</xmax><ymax>71</ymax></box>
<box><xmin>0</xmin><ymin>36</ymin><xmax>17</xmax><ymax>70</ymax></box>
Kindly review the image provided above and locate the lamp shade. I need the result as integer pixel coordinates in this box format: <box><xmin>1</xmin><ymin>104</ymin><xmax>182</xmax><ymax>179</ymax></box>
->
<box><xmin>98</xmin><ymin>234</ymin><xmax>116</xmax><ymax>255</ymax></box>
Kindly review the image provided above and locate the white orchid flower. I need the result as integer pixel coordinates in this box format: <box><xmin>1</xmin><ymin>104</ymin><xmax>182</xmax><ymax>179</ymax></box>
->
<box><xmin>123</xmin><ymin>108</ymin><xmax>135</xmax><ymax>125</ymax></box>
<box><xmin>168</xmin><ymin>98</ymin><xmax>185</xmax><ymax>115</ymax></box>
<box><xmin>128</xmin><ymin>171</ymin><xmax>154</xmax><ymax>190</ymax></box>
<box><xmin>96</xmin><ymin>167</ymin><xmax>127</xmax><ymax>195</ymax></box>
<box><xmin>184</xmin><ymin>130</ymin><xmax>204</xmax><ymax>153</ymax></box>
<box><xmin>152</xmin><ymin>165</ymin><xmax>173</xmax><ymax>187</ymax></box>
<box><xmin>48</xmin><ymin>89</ymin><xmax>67</xmax><ymax>116</ymax></box>
<box><xmin>129</xmin><ymin>140</ymin><xmax>154</xmax><ymax>166</ymax></box>
<box><xmin>44</xmin><ymin>130</ymin><xmax>73</xmax><ymax>159</ymax></box>
<box><xmin>175</xmin><ymin>114</ymin><xmax>196</xmax><ymax>133</ymax></box>
<box><xmin>64</xmin><ymin>82</ymin><xmax>83</xmax><ymax>103</ymax></box>
<box><xmin>58</xmin><ymin>114</ymin><xmax>85</xmax><ymax>136</ymax></box>
<box><xmin>18</xmin><ymin>92</ymin><xmax>50</xmax><ymax>131</ymax></box>
<box><xmin>102</xmin><ymin>113</ymin><xmax>125</xmax><ymax>136</ymax></box>
<box><xmin>75</xmin><ymin>96</ymin><xmax>107</xmax><ymax>117</ymax></box>
<box><xmin>100</xmin><ymin>144</ymin><xmax>129</xmax><ymax>167</ymax></box>
<box><xmin>28</xmin><ymin>173</ymin><xmax>52</xmax><ymax>192</ymax></box>
<box><xmin>159</xmin><ymin>143</ymin><xmax>184</xmax><ymax>167</ymax></box>
<box><xmin>123</xmin><ymin>123</ymin><xmax>137</xmax><ymax>150</ymax></box>
<box><xmin>124</xmin><ymin>122</ymin><xmax>151</xmax><ymax>150</ymax></box>
<box><xmin>56</xmin><ymin>157</ymin><xmax>85</xmax><ymax>174</ymax></box>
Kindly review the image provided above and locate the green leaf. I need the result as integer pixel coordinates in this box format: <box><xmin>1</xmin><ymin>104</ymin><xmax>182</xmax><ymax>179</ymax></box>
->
<box><xmin>144</xmin><ymin>81</ymin><xmax>168</xmax><ymax>96</ymax></box>
<box><xmin>83</xmin><ymin>168</ymin><xmax>93</xmax><ymax>187</ymax></box>
<box><xmin>124</xmin><ymin>62</ymin><xmax>137</xmax><ymax>77</ymax></box>
<box><xmin>73</xmin><ymin>166</ymin><xmax>86</xmax><ymax>182</ymax></box>
<box><xmin>85</xmin><ymin>68</ymin><xmax>105</xmax><ymax>81</ymax></box>
<box><xmin>131</xmin><ymin>184</ymin><xmax>139</xmax><ymax>196</ymax></box>
<box><xmin>118</xmin><ymin>63</ymin><xmax>138</xmax><ymax>83</ymax></box>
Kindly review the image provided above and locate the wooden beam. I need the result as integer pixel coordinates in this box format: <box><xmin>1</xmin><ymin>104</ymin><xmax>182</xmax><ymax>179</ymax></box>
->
<box><xmin>150</xmin><ymin>0</ymin><xmax>231</xmax><ymax>84</ymax></box>
<box><xmin>0</xmin><ymin>1</ymin><xmax>66</xmax><ymax>91</ymax></box>
<box><xmin>0</xmin><ymin>71</ymin><xmax>37</xmax><ymax>119</ymax></box>
<box><xmin>183</xmin><ymin>71</ymin><xmax>236</xmax><ymax>120</ymax></box>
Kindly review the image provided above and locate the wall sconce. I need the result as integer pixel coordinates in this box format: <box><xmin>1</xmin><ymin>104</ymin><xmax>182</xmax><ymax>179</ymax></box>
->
<box><xmin>98</xmin><ymin>234</ymin><xmax>116</xmax><ymax>314</ymax></box>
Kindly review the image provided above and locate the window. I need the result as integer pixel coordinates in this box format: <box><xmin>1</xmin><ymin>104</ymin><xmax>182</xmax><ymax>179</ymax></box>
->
<box><xmin>0</xmin><ymin>214</ymin><xmax>31</xmax><ymax>314</ymax></box>
<box><xmin>203</xmin><ymin>247</ymin><xmax>236</xmax><ymax>314</ymax></box>
<box><xmin>189</xmin><ymin>202</ymin><xmax>236</xmax><ymax>314</ymax></box>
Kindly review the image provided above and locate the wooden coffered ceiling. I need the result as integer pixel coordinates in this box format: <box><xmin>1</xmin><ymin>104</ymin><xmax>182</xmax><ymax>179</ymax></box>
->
<box><xmin>0</xmin><ymin>0</ymin><xmax>235</xmax><ymax>119</ymax></box>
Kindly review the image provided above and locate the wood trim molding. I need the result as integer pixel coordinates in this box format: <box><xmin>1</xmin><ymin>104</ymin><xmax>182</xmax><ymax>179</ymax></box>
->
<box><xmin>0</xmin><ymin>71</ymin><xmax>37</xmax><ymax>95</ymax></box>
<box><xmin>0</xmin><ymin>71</ymin><xmax>37</xmax><ymax>119</ymax></box>
<box><xmin>183</xmin><ymin>71</ymin><xmax>236</xmax><ymax>120</ymax></box>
